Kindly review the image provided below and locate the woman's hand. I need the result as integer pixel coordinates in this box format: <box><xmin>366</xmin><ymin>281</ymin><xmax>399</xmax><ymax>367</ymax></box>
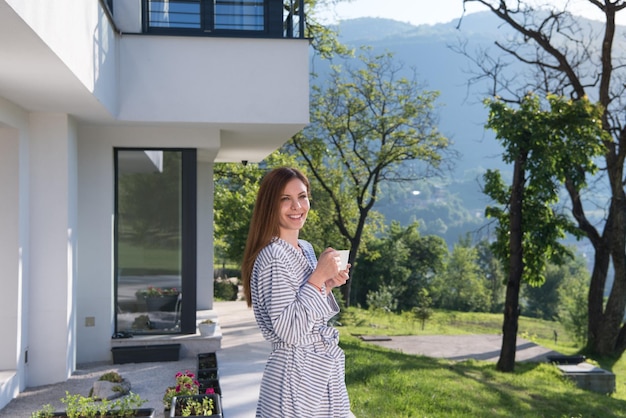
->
<box><xmin>308</xmin><ymin>247</ymin><xmax>340</xmax><ymax>290</ymax></box>
<box><xmin>326</xmin><ymin>264</ymin><xmax>351</xmax><ymax>290</ymax></box>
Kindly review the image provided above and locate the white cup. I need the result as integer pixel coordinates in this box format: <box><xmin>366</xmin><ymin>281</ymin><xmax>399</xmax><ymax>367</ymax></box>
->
<box><xmin>337</xmin><ymin>250</ymin><xmax>350</xmax><ymax>270</ymax></box>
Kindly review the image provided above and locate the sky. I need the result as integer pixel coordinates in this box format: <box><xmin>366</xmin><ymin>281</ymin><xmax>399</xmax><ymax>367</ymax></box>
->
<box><xmin>319</xmin><ymin>0</ymin><xmax>619</xmax><ymax>26</ymax></box>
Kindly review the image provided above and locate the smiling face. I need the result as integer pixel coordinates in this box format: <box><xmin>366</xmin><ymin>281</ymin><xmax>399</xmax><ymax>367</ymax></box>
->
<box><xmin>278</xmin><ymin>178</ymin><xmax>310</xmax><ymax>240</ymax></box>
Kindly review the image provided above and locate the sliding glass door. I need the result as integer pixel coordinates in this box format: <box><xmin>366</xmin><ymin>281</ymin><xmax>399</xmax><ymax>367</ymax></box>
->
<box><xmin>114</xmin><ymin>149</ymin><xmax>196</xmax><ymax>335</ymax></box>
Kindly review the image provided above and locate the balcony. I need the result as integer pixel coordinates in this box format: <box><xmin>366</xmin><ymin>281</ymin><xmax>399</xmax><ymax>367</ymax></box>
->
<box><xmin>107</xmin><ymin>0</ymin><xmax>306</xmax><ymax>39</ymax></box>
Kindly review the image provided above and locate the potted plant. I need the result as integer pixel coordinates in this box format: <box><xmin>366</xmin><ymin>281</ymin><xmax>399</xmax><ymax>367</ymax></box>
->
<box><xmin>162</xmin><ymin>370</ymin><xmax>200</xmax><ymax>412</ymax></box>
<box><xmin>197</xmin><ymin>319</ymin><xmax>216</xmax><ymax>337</ymax></box>
<box><xmin>169</xmin><ymin>391</ymin><xmax>222</xmax><ymax>418</ymax></box>
<box><xmin>30</xmin><ymin>391</ymin><xmax>154</xmax><ymax>418</ymax></box>
<box><xmin>135</xmin><ymin>287</ymin><xmax>180</xmax><ymax>311</ymax></box>
<box><xmin>197</xmin><ymin>378</ymin><xmax>221</xmax><ymax>396</ymax></box>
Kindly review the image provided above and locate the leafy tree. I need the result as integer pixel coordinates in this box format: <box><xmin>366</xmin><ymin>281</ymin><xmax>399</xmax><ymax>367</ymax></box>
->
<box><xmin>475</xmin><ymin>239</ymin><xmax>505</xmax><ymax>313</ymax></box>
<box><xmin>353</xmin><ymin>221</ymin><xmax>447</xmax><ymax>312</ymax></box>
<box><xmin>412</xmin><ymin>288</ymin><xmax>433</xmax><ymax>330</ymax></box>
<box><xmin>366</xmin><ymin>285</ymin><xmax>398</xmax><ymax>313</ymax></box>
<box><xmin>482</xmin><ymin>93</ymin><xmax>605</xmax><ymax>372</ymax></box>
<box><xmin>558</xmin><ymin>255</ymin><xmax>591</xmax><ymax>345</ymax></box>
<box><xmin>522</xmin><ymin>252</ymin><xmax>588</xmax><ymax>321</ymax></box>
<box><xmin>289</xmin><ymin>49</ymin><xmax>451</xmax><ymax>305</ymax></box>
<box><xmin>429</xmin><ymin>239</ymin><xmax>490</xmax><ymax>312</ymax></box>
<box><xmin>460</xmin><ymin>0</ymin><xmax>626</xmax><ymax>358</ymax></box>
<box><xmin>522</xmin><ymin>263</ymin><xmax>563</xmax><ymax>321</ymax></box>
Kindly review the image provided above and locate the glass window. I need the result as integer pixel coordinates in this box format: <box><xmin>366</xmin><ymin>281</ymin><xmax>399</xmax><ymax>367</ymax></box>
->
<box><xmin>115</xmin><ymin>150</ymin><xmax>186</xmax><ymax>335</ymax></box>
<box><xmin>148</xmin><ymin>0</ymin><xmax>202</xmax><ymax>29</ymax></box>
<box><xmin>215</xmin><ymin>0</ymin><xmax>264</xmax><ymax>31</ymax></box>
<box><xmin>146</xmin><ymin>0</ymin><xmax>265</xmax><ymax>32</ymax></box>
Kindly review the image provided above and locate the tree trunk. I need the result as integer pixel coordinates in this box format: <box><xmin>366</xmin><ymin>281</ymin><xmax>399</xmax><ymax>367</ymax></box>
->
<box><xmin>497</xmin><ymin>154</ymin><xmax>525</xmax><ymax>372</ymax></box>
<box><xmin>587</xmin><ymin>186</ymin><xmax>626</xmax><ymax>357</ymax></box>
<box><xmin>340</xmin><ymin>210</ymin><xmax>368</xmax><ymax>307</ymax></box>
<box><xmin>573</xmin><ymin>157</ymin><xmax>626</xmax><ymax>358</ymax></box>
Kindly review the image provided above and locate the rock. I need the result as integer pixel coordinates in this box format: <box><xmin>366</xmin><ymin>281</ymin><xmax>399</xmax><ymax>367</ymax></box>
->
<box><xmin>91</xmin><ymin>378</ymin><xmax>131</xmax><ymax>400</ymax></box>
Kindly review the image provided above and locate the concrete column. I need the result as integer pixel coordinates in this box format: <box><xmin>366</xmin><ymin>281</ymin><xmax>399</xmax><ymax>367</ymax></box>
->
<box><xmin>27</xmin><ymin>113</ymin><xmax>77</xmax><ymax>386</ymax></box>
<box><xmin>0</xmin><ymin>127</ymin><xmax>21</xmax><ymax>372</ymax></box>
<box><xmin>75</xmin><ymin>137</ymin><xmax>114</xmax><ymax>364</ymax></box>
<box><xmin>197</xmin><ymin>161</ymin><xmax>214</xmax><ymax>310</ymax></box>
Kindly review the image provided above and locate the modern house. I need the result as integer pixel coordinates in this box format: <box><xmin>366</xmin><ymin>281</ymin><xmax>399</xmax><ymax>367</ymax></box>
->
<box><xmin>0</xmin><ymin>0</ymin><xmax>309</xmax><ymax>409</ymax></box>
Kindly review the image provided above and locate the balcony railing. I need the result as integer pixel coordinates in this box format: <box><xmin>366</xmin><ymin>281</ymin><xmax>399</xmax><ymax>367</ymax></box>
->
<box><xmin>140</xmin><ymin>0</ymin><xmax>305</xmax><ymax>38</ymax></box>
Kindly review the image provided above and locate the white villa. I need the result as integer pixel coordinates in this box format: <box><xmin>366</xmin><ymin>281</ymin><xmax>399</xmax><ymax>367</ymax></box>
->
<box><xmin>0</xmin><ymin>0</ymin><xmax>309</xmax><ymax>409</ymax></box>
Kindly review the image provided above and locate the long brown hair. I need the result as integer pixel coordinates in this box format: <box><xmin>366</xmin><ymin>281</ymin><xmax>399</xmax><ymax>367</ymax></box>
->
<box><xmin>241</xmin><ymin>167</ymin><xmax>310</xmax><ymax>307</ymax></box>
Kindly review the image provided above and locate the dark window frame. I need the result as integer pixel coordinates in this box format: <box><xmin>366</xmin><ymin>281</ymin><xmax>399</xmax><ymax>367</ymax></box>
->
<box><xmin>142</xmin><ymin>0</ymin><xmax>304</xmax><ymax>39</ymax></box>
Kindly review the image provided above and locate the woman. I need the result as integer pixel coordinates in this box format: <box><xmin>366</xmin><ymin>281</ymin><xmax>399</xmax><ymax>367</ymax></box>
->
<box><xmin>241</xmin><ymin>167</ymin><xmax>351</xmax><ymax>417</ymax></box>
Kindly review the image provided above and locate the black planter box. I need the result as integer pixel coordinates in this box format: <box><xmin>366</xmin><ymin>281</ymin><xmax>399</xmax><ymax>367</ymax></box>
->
<box><xmin>198</xmin><ymin>352</ymin><xmax>218</xmax><ymax>369</ymax></box>
<box><xmin>198</xmin><ymin>368</ymin><xmax>219</xmax><ymax>380</ymax></box>
<box><xmin>112</xmin><ymin>344</ymin><xmax>181</xmax><ymax>364</ymax></box>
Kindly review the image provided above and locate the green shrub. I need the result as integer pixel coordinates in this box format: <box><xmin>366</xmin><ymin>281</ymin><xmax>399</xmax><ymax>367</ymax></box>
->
<box><xmin>214</xmin><ymin>279</ymin><xmax>238</xmax><ymax>301</ymax></box>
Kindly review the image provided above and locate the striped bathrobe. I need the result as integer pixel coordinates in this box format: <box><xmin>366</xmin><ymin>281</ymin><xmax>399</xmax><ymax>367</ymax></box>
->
<box><xmin>251</xmin><ymin>238</ymin><xmax>351</xmax><ymax>418</ymax></box>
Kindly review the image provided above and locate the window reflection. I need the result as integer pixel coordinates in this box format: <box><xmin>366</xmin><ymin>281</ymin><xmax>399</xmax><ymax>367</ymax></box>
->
<box><xmin>115</xmin><ymin>150</ymin><xmax>183</xmax><ymax>334</ymax></box>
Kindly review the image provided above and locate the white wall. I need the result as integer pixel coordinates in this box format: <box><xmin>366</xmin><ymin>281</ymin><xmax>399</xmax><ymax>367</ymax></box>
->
<box><xmin>7</xmin><ymin>0</ymin><xmax>119</xmax><ymax>116</ymax></box>
<box><xmin>118</xmin><ymin>36</ymin><xmax>310</xmax><ymax>124</ymax></box>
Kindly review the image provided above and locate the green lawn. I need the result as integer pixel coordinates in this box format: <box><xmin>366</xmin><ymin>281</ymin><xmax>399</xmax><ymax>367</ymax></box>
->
<box><xmin>117</xmin><ymin>242</ymin><xmax>180</xmax><ymax>274</ymax></box>
<box><xmin>339</xmin><ymin>308</ymin><xmax>626</xmax><ymax>417</ymax></box>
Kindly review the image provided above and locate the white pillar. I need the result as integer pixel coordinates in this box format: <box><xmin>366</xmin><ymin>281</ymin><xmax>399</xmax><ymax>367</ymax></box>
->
<box><xmin>75</xmin><ymin>137</ymin><xmax>114</xmax><ymax>364</ymax></box>
<box><xmin>27</xmin><ymin>113</ymin><xmax>77</xmax><ymax>386</ymax></box>
<box><xmin>0</xmin><ymin>126</ymin><xmax>24</xmax><ymax>403</ymax></box>
<box><xmin>197</xmin><ymin>161</ymin><xmax>214</xmax><ymax>310</ymax></box>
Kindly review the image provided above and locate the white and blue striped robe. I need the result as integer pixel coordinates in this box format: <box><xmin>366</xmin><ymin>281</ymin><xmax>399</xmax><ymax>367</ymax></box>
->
<box><xmin>251</xmin><ymin>238</ymin><xmax>351</xmax><ymax>418</ymax></box>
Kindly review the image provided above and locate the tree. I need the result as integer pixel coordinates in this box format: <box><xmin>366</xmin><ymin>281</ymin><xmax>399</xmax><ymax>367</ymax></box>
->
<box><xmin>429</xmin><ymin>239</ymin><xmax>491</xmax><ymax>312</ymax></box>
<box><xmin>475</xmin><ymin>239</ymin><xmax>505</xmax><ymax>313</ymax></box>
<box><xmin>522</xmin><ymin>263</ymin><xmax>563</xmax><ymax>321</ymax></box>
<box><xmin>522</xmin><ymin>253</ymin><xmax>588</xmax><ymax>321</ymax></box>
<box><xmin>412</xmin><ymin>288</ymin><xmax>433</xmax><ymax>331</ymax></box>
<box><xmin>558</xmin><ymin>254</ymin><xmax>591</xmax><ymax>345</ymax></box>
<box><xmin>289</xmin><ymin>50</ymin><xmax>451</xmax><ymax>305</ymax></box>
<box><xmin>482</xmin><ymin>93</ymin><xmax>605</xmax><ymax>372</ymax></box>
<box><xmin>460</xmin><ymin>0</ymin><xmax>626</xmax><ymax>358</ymax></box>
<box><xmin>353</xmin><ymin>221</ymin><xmax>448</xmax><ymax>311</ymax></box>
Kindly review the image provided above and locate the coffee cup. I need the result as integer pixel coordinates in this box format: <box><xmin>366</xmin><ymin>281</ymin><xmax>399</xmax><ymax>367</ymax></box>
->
<box><xmin>337</xmin><ymin>250</ymin><xmax>350</xmax><ymax>270</ymax></box>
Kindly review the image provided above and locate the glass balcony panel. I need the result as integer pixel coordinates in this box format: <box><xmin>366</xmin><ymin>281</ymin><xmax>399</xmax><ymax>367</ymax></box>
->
<box><xmin>215</xmin><ymin>0</ymin><xmax>264</xmax><ymax>31</ymax></box>
<box><xmin>149</xmin><ymin>0</ymin><xmax>201</xmax><ymax>29</ymax></box>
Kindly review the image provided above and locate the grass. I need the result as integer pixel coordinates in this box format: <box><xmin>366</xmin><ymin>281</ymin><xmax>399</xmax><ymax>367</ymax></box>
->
<box><xmin>339</xmin><ymin>308</ymin><xmax>626</xmax><ymax>417</ymax></box>
<box><xmin>117</xmin><ymin>242</ymin><xmax>180</xmax><ymax>274</ymax></box>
